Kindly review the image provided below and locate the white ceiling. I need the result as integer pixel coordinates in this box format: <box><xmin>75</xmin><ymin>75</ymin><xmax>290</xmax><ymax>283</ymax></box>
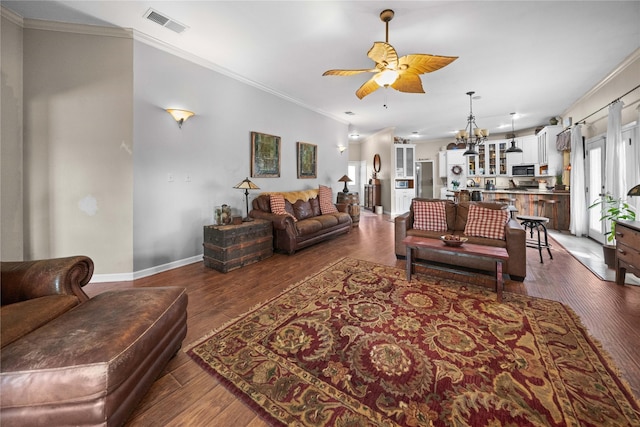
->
<box><xmin>4</xmin><ymin>1</ymin><xmax>640</xmax><ymax>142</ymax></box>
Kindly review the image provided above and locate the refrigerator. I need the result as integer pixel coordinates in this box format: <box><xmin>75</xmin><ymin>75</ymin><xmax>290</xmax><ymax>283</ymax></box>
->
<box><xmin>415</xmin><ymin>161</ymin><xmax>434</xmax><ymax>198</ymax></box>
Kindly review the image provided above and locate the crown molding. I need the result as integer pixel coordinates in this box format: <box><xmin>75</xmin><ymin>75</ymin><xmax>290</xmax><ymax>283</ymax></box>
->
<box><xmin>23</xmin><ymin>18</ymin><xmax>132</xmax><ymax>39</ymax></box>
<box><xmin>1</xmin><ymin>5</ymin><xmax>24</xmax><ymax>26</ymax></box>
<box><xmin>562</xmin><ymin>47</ymin><xmax>640</xmax><ymax>117</ymax></box>
<box><xmin>131</xmin><ymin>29</ymin><xmax>348</xmax><ymax>126</ymax></box>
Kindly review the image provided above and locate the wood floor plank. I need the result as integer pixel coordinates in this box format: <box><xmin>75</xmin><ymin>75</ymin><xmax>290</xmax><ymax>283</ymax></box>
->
<box><xmin>83</xmin><ymin>211</ymin><xmax>639</xmax><ymax>425</ymax></box>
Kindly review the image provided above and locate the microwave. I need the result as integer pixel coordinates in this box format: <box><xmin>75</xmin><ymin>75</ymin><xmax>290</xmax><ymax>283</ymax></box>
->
<box><xmin>512</xmin><ymin>164</ymin><xmax>537</xmax><ymax>177</ymax></box>
<box><xmin>395</xmin><ymin>180</ymin><xmax>409</xmax><ymax>189</ymax></box>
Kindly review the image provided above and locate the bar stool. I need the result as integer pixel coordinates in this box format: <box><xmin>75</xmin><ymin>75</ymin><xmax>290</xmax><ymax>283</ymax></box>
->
<box><xmin>497</xmin><ymin>197</ymin><xmax>518</xmax><ymax>219</ymax></box>
<box><xmin>537</xmin><ymin>199</ymin><xmax>559</xmax><ymax>230</ymax></box>
<box><xmin>516</xmin><ymin>215</ymin><xmax>553</xmax><ymax>263</ymax></box>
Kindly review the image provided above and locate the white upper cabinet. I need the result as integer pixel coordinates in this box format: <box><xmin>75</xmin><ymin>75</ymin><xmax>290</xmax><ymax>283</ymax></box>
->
<box><xmin>394</xmin><ymin>144</ymin><xmax>415</xmax><ymax>179</ymax></box>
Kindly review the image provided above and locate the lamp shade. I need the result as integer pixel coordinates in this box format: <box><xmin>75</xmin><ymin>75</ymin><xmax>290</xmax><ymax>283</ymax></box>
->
<box><xmin>233</xmin><ymin>177</ymin><xmax>260</xmax><ymax>190</ymax></box>
<box><xmin>166</xmin><ymin>109</ymin><xmax>195</xmax><ymax>128</ymax></box>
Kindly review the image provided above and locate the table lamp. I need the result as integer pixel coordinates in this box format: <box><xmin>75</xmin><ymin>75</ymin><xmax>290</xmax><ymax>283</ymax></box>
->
<box><xmin>233</xmin><ymin>177</ymin><xmax>260</xmax><ymax>221</ymax></box>
<box><xmin>338</xmin><ymin>175</ymin><xmax>352</xmax><ymax>193</ymax></box>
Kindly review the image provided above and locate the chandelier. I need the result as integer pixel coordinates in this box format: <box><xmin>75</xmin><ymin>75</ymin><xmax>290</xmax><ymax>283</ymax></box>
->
<box><xmin>455</xmin><ymin>91</ymin><xmax>489</xmax><ymax>156</ymax></box>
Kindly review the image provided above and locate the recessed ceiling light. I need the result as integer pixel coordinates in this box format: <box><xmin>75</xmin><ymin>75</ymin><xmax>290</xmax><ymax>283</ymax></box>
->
<box><xmin>344</xmin><ymin>111</ymin><xmax>355</xmax><ymax>116</ymax></box>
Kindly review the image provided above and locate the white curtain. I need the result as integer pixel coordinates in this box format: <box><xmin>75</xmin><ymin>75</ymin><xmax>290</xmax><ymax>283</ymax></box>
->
<box><xmin>629</xmin><ymin>106</ymin><xmax>640</xmax><ymax>215</ymax></box>
<box><xmin>605</xmin><ymin>101</ymin><xmax>626</xmax><ymax>199</ymax></box>
<box><xmin>570</xmin><ymin>125</ymin><xmax>588</xmax><ymax>236</ymax></box>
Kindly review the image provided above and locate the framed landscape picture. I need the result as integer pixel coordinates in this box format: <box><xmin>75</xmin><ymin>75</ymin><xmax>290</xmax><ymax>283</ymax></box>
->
<box><xmin>297</xmin><ymin>142</ymin><xmax>317</xmax><ymax>179</ymax></box>
<box><xmin>251</xmin><ymin>132</ymin><xmax>281</xmax><ymax>178</ymax></box>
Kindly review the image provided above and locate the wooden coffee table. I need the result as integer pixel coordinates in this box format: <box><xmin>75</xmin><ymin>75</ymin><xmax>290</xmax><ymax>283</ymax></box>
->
<box><xmin>403</xmin><ymin>235</ymin><xmax>509</xmax><ymax>302</ymax></box>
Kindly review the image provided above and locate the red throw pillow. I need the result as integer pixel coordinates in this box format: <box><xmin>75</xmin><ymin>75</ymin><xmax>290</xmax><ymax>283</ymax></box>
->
<box><xmin>269</xmin><ymin>194</ymin><xmax>297</xmax><ymax>222</ymax></box>
<box><xmin>413</xmin><ymin>201</ymin><xmax>448</xmax><ymax>232</ymax></box>
<box><xmin>464</xmin><ymin>205</ymin><xmax>509</xmax><ymax>240</ymax></box>
<box><xmin>318</xmin><ymin>185</ymin><xmax>338</xmax><ymax>214</ymax></box>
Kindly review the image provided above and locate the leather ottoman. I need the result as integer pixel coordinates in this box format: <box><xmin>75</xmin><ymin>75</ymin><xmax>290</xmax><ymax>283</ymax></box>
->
<box><xmin>1</xmin><ymin>287</ymin><xmax>187</xmax><ymax>426</ymax></box>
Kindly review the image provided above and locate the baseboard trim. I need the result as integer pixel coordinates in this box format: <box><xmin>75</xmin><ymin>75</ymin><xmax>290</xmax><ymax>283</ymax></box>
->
<box><xmin>90</xmin><ymin>254</ymin><xmax>202</xmax><ymax>283</ymax></box>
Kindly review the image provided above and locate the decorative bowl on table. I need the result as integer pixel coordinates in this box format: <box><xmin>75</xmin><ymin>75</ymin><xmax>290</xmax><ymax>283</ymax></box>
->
<box><xmin>440</xmin><ymin>235</ymin><xmax>468</xmax><ymax>247</ymax></box>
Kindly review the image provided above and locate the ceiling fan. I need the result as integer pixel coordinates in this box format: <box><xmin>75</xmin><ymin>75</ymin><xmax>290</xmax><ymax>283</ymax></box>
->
<box><xmin>323</xmin><ymin>9</ymin><xmax>458</xmax><ymax>99</ymax></box>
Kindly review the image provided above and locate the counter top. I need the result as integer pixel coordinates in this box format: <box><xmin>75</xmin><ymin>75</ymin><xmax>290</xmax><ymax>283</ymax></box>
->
<box><xmin>449</xmin><ymin>189</ymin><xmax>570</xmax><ymax>195</ymax></box>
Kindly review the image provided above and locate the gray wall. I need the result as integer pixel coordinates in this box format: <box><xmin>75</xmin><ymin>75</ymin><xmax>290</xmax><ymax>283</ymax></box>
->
<box><xmin>132</xmin><ymin>41</ymin><xmax>348</xmax><ymax>271</ymax></box>
<box><xmin>1</xmin><ymin>12</ymin><xmax>24</xmax><ymax>260</ymax></box>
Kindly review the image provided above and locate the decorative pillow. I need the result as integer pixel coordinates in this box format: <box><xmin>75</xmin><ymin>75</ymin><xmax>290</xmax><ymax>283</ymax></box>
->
<box><xmin>269</xmin><ymin>194</ymin><xmax>297</xmax><ymax>222</ymax></box>
<box><xmin>464</xmin><ymin>204</ymin><xmax>509</xmax><ymax>240</ymax></box>
<box><xmin>318</xmin><ymin>185</ymin><xmax>338</xmax><ymax>214</ymax></box>
<box><xmin>413</xmin><ymin>201</ymin><xmax>448</xmax><ymax>232</ymax></box>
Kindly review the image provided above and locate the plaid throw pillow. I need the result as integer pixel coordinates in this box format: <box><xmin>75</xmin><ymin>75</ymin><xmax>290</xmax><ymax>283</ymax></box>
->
<box><xmin>318</xmin><ymin>185</ymin><xmax>338</xmax><ymax>214</ymax></box>
<box><xmin>413</xmin><ymin>201</ymin><xmax>448</xmax><ymax>232</ymax></box>
<box><xmin>269</xmin><ymin>194</ymin><xmax>297</xmax><ymax>222</ymax></box>
<box><xmin>464</xmin><ymin>204</ymin><xmax>509</xmax><ymax>240</ymax></box>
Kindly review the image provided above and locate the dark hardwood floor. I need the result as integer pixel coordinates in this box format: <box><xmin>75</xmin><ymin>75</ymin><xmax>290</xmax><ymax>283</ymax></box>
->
<box><xmin>84</xmin><ymin>210</ymin><xmax>640</xmax><ymax>426</ymax></box>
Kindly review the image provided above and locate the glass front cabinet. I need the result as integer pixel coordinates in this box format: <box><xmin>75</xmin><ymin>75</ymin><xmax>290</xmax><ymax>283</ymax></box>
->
<box><xmin>466</xmin><ymin>141</ymin><xmax>507</xmax><ymax>177</ymax></box>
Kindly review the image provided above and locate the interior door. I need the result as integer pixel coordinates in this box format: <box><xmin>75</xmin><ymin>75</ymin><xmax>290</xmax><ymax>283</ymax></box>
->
<box><xmin>586</xmin><ymin>136</ymin><xmax>606</xmax><ymax>243</ymax></box>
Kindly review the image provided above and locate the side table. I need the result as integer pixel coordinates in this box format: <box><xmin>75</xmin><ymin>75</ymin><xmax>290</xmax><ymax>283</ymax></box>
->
<box><xmin>203</xmin><ymin>219</ymin><xmax>273</xmax><ymax>273</ymax></box>
<box><xmin>337</xmin><ymin>192</ymin><xmax>360</xmax><ymax>226</ymax></box>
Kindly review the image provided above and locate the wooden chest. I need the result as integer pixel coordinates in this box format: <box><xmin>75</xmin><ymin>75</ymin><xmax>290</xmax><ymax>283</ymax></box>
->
<box><xmin>203</xmin><ymin>219</ymin><xmax>273</xmax><ymax>273</ymax></box>
<box><xmin>615</xmin><ymin>220</ymin><xmax>640</xmax><ymax>285</ymax></box>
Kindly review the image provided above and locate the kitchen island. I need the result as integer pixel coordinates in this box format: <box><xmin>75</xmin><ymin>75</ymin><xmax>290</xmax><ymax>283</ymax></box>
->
<box><xmin>482</xmin><ymin>189</ymin><xmax>570</xmax><ymax>230</ymax></box>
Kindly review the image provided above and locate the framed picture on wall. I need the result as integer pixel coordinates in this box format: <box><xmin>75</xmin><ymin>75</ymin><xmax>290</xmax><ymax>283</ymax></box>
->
<box><xmin>251</xmin><ymin>131</ymin><xmax>281</xmax><ymax>178</ymax></box>
<box><xmin>297</xmin><ymin>142</ymin><xmax>317</xmax><ymax>179</ymax></box>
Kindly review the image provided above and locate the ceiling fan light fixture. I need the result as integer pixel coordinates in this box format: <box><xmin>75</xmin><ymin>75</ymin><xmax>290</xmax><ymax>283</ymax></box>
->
<box><xmin>374</xmin><ymin>69</ymin><xmax>399</xmax><ymax>87</ymax></box>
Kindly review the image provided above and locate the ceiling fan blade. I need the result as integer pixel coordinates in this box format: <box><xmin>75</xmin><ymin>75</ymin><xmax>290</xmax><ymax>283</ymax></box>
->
<box><xmin>397</xmin><ymin>54</ymin><xmax>458</xmax><ymax>75</ymax></box>
<box><xmin>323</xmin><ymin>68</ymin><xmax>377</xmax><ymax>76</ymax></box>
<box><xmin>355</xmin><ymin>76</ymin><xmax>381</xmax><ymax>99</ymax></box>
<box><xmin>367</xmin><ymin>42</ymin><xmax>398</xmax><ymax>69</ymax></box>
<box><xmin>391</xmin><ymin>72</ymin><xmax>425</xmax><ymax>94</ymax></box>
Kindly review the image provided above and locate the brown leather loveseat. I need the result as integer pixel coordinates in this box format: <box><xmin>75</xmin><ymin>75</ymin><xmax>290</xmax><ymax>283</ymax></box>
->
<box><xmin>395</xmin><ymin>198</ymin><xmax>527</xmax><ymax>281</ymax></box>
<box><xmin>250</xmin><ymin>188</ymin><xmax>352</xmax><ymax>254</ymax></box>
<box><xmin>0</xmin><ymin>256</ymin><xmax>188</xmax><ymax>426</ymax></box>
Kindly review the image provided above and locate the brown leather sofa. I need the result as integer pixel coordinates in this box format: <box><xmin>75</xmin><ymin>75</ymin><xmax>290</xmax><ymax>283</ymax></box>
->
<box><xmin>250</xmin><ymin>189</ymin><xmax>352</xmax><ymax>254</ymax></box>
<box><xmin>395</xmin><ymin>198</ymin><xmax>527</xmax><ymax>281</ymax></box>
<box><xmin>0</xmin><ymin>256</ymin><xmax>188</xmax><ymax>427</ymax></box>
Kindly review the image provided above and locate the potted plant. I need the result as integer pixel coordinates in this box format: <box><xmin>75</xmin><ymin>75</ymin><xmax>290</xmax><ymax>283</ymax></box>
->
<box><xmin>588</xmin><ymin>193</ymin><xmax>636</xmax><ymax>267</ymax></box>
<box><xmin>451</xmin><ymin>180</ymin><xmax>460</xmax><ymax>190</ymax></box>
<box><xmin>555</xmin><ymin>174</ymin><xmax>565</xmax><ymax>190</ymax></box>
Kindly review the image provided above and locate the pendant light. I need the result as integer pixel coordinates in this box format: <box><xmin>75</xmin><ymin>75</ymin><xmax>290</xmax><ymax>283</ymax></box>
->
<box><xmin>505</xmin><ymin>112</ymin><xmax>523</xmax><ymax>153</ymax></box>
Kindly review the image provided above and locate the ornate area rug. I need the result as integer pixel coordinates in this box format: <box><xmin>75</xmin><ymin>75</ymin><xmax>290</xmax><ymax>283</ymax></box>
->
<box><xmin>186</xmin><ymin>258</ymin><xmax>640</xmax><ymax>426</ymax></box>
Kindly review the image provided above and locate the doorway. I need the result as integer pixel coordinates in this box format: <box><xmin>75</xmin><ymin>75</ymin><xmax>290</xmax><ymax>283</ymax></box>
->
<box><xmin>415</xmin><ymin>161</ymin><xmax>434</xmax><ymax>199</ymax></box>
<box><xmin>348</xmin><ymin>161</ymin><xmax>366</xmax><ymax>204</ymax></box>
<box><xmin>586</xmin><ymin>136</ymin><xmax>605</xmax><ymax>243</ymax></box>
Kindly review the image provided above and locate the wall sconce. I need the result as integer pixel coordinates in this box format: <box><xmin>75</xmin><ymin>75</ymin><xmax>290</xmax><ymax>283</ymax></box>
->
<box><xmin>166</xmin><ymin>109</ymin><xmax>195</xmax><ymax>128</ymax></box>
<box><xmin>338</xmin><ymin>145</ymin><xmax>347</xmax><ymax>155</ymax></box>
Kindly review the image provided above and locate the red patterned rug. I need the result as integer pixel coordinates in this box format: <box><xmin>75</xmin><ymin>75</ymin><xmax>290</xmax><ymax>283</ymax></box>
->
<box><xmin>186</xmin><ymin>258</ymin><xmax>639</xmax><ymax>426</ymax></box>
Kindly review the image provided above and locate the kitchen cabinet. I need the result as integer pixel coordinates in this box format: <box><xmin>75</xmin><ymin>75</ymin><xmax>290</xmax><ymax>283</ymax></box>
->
<box><xmin>394</xmin><ymin>144</ymin><xmax>415</xmax><ymax>179</ymax></box>
<box><xmin>537</xmin><ymin>125</ymin><xmax>563</xmax><ymax>176</ymax></box>
<box><xmin>466</xmin><ymin>141</ymin><xmax>507</xmax><ymax>176</ymax></box>
<box><xmin>506</xmin><ymin>135</ymin><xmax>538</xmax><ymax>175</ymax></box>
<box><xmin>395</xmin><ymin>189</ymin><xmax>414</xmax><ymax>214</ymax></box>
<box><xmin>438</xmin><ymin>151</ymin><xmax>447</xmax><ymax>178</ymax></box>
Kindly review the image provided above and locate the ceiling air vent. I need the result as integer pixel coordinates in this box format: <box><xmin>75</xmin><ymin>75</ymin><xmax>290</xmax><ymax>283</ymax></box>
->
<box><xmin>144</xmin><ymin>8</ymin><xmax>188</xmax><ymax>34</ymax></box>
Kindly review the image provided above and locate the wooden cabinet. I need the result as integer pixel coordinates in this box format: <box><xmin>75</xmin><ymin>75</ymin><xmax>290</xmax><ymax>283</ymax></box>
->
<box><xmin>203</xmin><ymin>219</ymin><xmax>273</xmax><ymax>273</ymax></box>
<box><xmin>615</xmin><ymin>220</ymin><xmax>640</xmax><ymax>285</ymax></box>
<box><xmin>364</xmin><ymin>183</ymin><xmax>381</xmax><ymax>211</ymax></box>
